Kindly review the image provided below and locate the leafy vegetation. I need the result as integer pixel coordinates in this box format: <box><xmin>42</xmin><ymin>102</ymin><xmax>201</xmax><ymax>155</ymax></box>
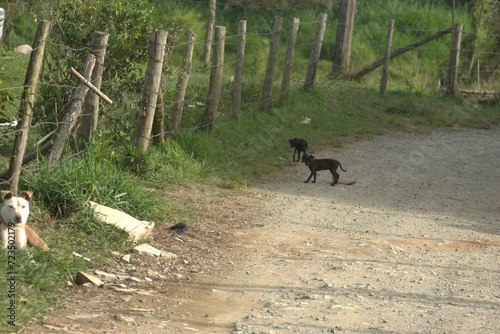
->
<box><xmin>0</xmin><ymin>0</ymin><xmax>498</xmax><ymax>331</ymax></box>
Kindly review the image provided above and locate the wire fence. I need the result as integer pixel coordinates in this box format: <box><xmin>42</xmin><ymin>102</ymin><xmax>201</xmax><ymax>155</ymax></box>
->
<box><xmin>0</xmin><ymin>6</ymin><xmax>498</xmax><ymax>186</ymax></box>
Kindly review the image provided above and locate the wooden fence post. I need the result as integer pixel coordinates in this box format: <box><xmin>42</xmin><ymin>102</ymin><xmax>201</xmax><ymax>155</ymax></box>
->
<box><xmin>447</xmin><ymin>23</ymin><xmax>463</xmax><ymax>95</ymax></box>
<box><xmin>153</xmin><ymin>30</ymin><xmax>178</xmax><ymax>146</ymax></box>
<box><xmin>169</xmin><ymin>29</ymin><xmax>195</xmax><ymax>137</ymax></box>
<box><xmin>232</xmin><ymin>20</ymin><xmax>246</xmax><ymax>119</ymax></box>
<box><xmin>49</xmin><ymin>54</ymin><xmax>96</xmax><ymax>165</ymax></box>
<box><xmin>79</xmin><ymin>31</ymin><xmax>109</xmax><ymax>143</ymax></box>
<box><xmin>304</xmin><ymin>13</ymin><xmax>327</xmax><ymax>89</ymax></box>
<box><xmin>132</xmin><ymin>29</ymin><xmax>168</xmax><ymax>151</ymax></box>
<box><xmin>260</xmin><ymin>16</ymin><xmax>283</xmax><ymax>111</ymax></box>
<box><xmin>202</xmin><ymin>26</ymin><xmax>225</xmax><ymax>131</ymax></box>
<box><xmin>8</xmin><ymin>20</ymin><xmax>50</xmax><ymax>192</ymax></box>
<box><xmin>203</xmin><ymin>0</ymin><xmax>216</xmax><ymax>68</ymax></box>
<box><xmin>280</xmin><ymin>17</ymin><xmax>300</xmax><ymax>105</ymax></box>
<box><xmin>332</xmin><ymin>0</ymin><xmax>356</xmax><ymax>76</ymax></box>
<box><xmin>380</xmin><ymin>19</ymin><xmax>395</xmax><ymax>95</ymax></box>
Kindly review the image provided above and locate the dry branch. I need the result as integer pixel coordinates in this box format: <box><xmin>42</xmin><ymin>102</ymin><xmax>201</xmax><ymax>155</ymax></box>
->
<box><xmin>70</xmin><ymin>67</ymin><xmax>112</xmax><ymax>104</ymax></box>
<box><xmin>351</xmin><ymin>27</ymin><xmax>453</xmax><ymax>80</ymax></box>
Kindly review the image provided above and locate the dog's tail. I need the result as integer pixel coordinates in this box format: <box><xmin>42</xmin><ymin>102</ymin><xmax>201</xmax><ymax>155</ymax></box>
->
<box><xmin>338</xmin><ymin>161</ymin><xmax>347</xmax><ymax>172</ymax></box>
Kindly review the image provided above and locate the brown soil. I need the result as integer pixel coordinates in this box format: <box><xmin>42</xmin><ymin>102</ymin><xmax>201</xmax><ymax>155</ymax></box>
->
<box><xmin>26</xmin><ymin>128</ymin><xmax>500</xmax><ymax>334</ymax></box>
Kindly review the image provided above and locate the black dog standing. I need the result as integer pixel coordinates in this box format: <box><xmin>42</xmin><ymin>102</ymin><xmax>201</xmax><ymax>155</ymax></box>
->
<box><xmin>288</xmin><ymin>138</ymin><xmax>308</xmax><ymax>162</ymax></box>
<box><xmin>303</xmin><ymin>154</ymin><xmax>347</xmax><ymax>186</ymax></box>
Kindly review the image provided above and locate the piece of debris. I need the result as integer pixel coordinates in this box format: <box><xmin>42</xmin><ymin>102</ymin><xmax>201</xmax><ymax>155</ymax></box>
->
<box><xmin>72</xmin><ymin>252</ymin><xmax>91</xmax><ymax>261</ymax></box>
<box><xmin>13</xmin><ymin>44</ymin><xmax>33</xmax><ymax>54</ymax></box>
<box><xmin>114</xmin><ymin>314</ymin><xmax>136</xmax><ymax>324</ymax></box>
<box><xmin>109</xmin><ymin>286</ymin><xmax>155</xmax><ymax>296</ymax></box>
<box><xmin>88</xmin><ymin>201</ymin><xmax>155</xmax><ymax>242</ymax></box>
<box><xmin>75</xmin><ymin>271</ymin><xmax>104</xmax><ymax>286</ymax></box>
<box><xmin>121</xmin><ymin>254</ymin><xmax>131</xmax><ymax>263</ymax></box>
<box><xmin>132</xmin><ymin>243</ymin><xmax>178</xmax><ymax>259</ymax></box>
<box><xmin>128</xmin><ymin>308</ymin><xmax>155</xmax><ymax>314</ymax></box>
<box><xmin>169</xmin><ymin>222</ymin><xmax>189</xmax><ymax>234</ymax></box>
<box><xmin>300</xmin><ymin>117</ymin><xmax>311</xmax><ymax>124</ymax></box>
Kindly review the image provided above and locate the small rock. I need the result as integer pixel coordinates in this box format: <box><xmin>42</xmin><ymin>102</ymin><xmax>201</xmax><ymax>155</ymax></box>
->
<box><xmin>132</xmin><ymin>244</ymin><xmax>178</xmax><ymax>259</ymax></box>
<box><xmin>75</xmin><ymin>271</ymin><xmax>104</xmax><ymax>286</ymax></box>
<box><xmin>13</xmin><ymin>44</ymin><xmax>32</xmax><ymax>54</ymax></box>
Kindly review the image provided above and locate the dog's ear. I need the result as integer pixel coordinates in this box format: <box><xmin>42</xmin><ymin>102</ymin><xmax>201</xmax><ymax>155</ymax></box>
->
<box><xmin>1</xmin><ymin>190</ymin><xmax>13</xmax><ymax>201</ymax></box>
<box><xmin>20</xmin><ymin>191</ymin><xmax>33</xmax><ymax>202</ymax></box>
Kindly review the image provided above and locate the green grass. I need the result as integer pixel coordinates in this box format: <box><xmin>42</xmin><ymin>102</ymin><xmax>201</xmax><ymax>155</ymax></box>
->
<box><xmin>0</xmin><ymin>48</ymin><xmax>30</xmax><ymax>121</ymax></box>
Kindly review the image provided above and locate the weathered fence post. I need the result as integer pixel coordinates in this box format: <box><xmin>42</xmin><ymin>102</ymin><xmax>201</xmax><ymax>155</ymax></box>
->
<box><xmin>232</xmin><ymin>20</ymin><xmax>246</xmax><ymax>119</ymax></box>
<box><xmin>169</xmin><ymin>29</ymin><xmax>195</xmax><ymax>137</ymax></box>
<box><xmin>280</xmin><ymin>17</ymin><xmax>300</xmax><ymax>105</ymax></box>
<box><xmin>304</xmin><ymin>13</ymin><xmax>327</xmax><ymax>89</ymax></box>
<box><xmin>260</xmin><ymin>16</ymin><xmax>283</xmax><ymax>111</ymax></box>
<box><xmin>447</xmin><ymin>23</ymin><xmax>463</xmax><ymax>95</ymax></box>
<box><xmin>380</xmin><ymin>19</ymin><xmax>395</xmax><ymax>95</ymax></box>
<box><xmin>153</xmin><ymin>30</ymin><xmax>178</xmax><ymax>146</ymax></box>
<box><xmin>332</xmin><ymin>0</ymin><xmax>356</xmax><ymax>76</ymax></box>
<box><xmin>202</xmin><ymin>26</ymin><xmax>225</xmax><ymax>131</ymax></box>
<box><xmin>8</xmin><ymin>20</ymin><xmax>50</xmax><ymax>192</ymax></box>
<box><xmin>203</xmin><ymin>0</ymin><xmax>216</xmax><ymax>68</ymax></box>
<box><xmin>49</xmin><ymin>54</ymin><xmax>96</xmax><ymax>165</ymax></box>
<box><xmin>132</xmin><ymin>29</ymin><xmax>168</xmax><ymax>151</ymax></box>
<box><xmin>79</xmin><ymin>31</ymin><xmax>109</xmax><ymax>142</ymax></box>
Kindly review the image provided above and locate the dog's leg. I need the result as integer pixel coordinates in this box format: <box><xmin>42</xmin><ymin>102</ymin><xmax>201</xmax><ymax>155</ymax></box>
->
<box><xmin>293</xmin><ymin>148</ymin><xmax>298</xmax><ymax>162</ymax></box>
<box><xmin>14</xmin><ymin>226</ymin><xmax>27</xmax><ymax>250</ymax></box>
<box><xmin>304</xmin><ymin>172</ymin><xmax>313</xmax><ymax>183</ymax></box>
<box><xmin>26</xmin><ymin>225</ymin><xmax>49</xmax><ymax>251</ymax></box>
<box><xmin>304</xmin><ymin>166</ymin><xmax>315</xmax><ymax>183</ymax></box>
<box><xmin>331</xmin><ymin>170</ymin><xmax>340</xmax><ymax>186</ymax></box>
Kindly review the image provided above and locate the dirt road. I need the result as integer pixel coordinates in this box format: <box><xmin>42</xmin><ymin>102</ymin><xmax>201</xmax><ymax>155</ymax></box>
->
<box><xmin>29</xmin><ymin>128</ymin><xmax>500</xmax><ymax>334</ymax></box>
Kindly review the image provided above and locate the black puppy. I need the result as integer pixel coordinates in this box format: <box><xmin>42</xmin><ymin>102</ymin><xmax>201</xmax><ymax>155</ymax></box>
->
<box><xmin>303</xmin><ymin>154</ymin><xmax>347</xmax><ymax>186</ymax></box>
<box><xmin>288</xmin><ymin>138</ymin><xmax>308</xmax><ymax>162</ymax></box>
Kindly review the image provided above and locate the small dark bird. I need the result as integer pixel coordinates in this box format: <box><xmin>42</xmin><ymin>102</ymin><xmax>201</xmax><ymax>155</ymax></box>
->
<box><xmin>168</xmin><ymin>222</ymin><xmax>189</xmax><ymax>234</ymax></box>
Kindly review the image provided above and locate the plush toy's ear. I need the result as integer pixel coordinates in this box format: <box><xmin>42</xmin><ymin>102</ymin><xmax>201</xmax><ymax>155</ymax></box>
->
<box><xmin>1</xmin><ymin>190</ymin><xmax>13</xmax><ymax>201</ymax></box>
<box><xmin>20</xmin><ymin>191</ymin><xmax>33</xmax><ymax>202</ymax></box>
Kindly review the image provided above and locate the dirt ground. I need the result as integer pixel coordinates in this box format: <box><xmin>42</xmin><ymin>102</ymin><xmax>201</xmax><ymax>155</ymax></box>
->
<box><xmin>25</xmin><ymin>128</ymin><xmax>499</xmax><ymax>334</ymax></box>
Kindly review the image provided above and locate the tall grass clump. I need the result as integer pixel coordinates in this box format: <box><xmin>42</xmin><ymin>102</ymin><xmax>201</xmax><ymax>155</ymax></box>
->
<box><xmin>20</xmin><ymin>141</ymin><xmax>159</xmax><ymax>221</ymax></box>
<box><xmin>121</xmin><ymin>138</ymin><xmax>210</xmax><ymax>187</ymax></box>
